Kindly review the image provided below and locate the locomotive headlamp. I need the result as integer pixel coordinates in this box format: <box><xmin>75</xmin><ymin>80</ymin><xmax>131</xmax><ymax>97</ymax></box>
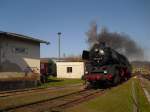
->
<box><xmin>104</xmin><ymin>70</ymin><xmax>107</xmax><ymax>74</ymax></box>
<box><xmin>85</xmin><ymin>71</ymin><xmax>88</xmax><ymax>74</ymax></box>
<box><xmin>94</xmin><ymin>48</ymin><xmax>99</xmax><ymax>52</ymax></box>
<box><xmin>99</xmin><ymin>49</ymin><xmax>104</xmax><ymax>55</ymax></box>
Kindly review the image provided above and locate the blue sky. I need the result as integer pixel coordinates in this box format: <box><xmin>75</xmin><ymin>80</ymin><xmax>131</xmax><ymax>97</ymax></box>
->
<box><xmin>0</xmin><ymin>0</ymin><xmax>150</xmax><ymax>59</ymax></box>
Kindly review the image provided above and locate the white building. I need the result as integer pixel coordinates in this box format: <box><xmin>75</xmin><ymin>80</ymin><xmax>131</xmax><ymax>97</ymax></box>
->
<box><xmin>56</xmin><ymin>62</ymin><xmax>84</xmax><ymax>79</ymax></box>
<box><xmin>0</xmin><ymin>31</ymin><xmax>49</xmax><ymax>75</ymax></box>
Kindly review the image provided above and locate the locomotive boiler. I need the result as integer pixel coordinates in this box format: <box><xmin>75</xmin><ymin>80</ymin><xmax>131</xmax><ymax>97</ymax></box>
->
<box><xmin>82</xmin><ymin>43</ymin><xmax>131</xmax><ymax>87</ymax></box>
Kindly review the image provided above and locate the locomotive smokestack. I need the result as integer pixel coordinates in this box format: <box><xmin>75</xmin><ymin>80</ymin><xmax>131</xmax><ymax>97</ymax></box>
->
<box><xmin>99</xmin><ymin>42</ymin><xmax>106</xmax><ymax>47</ymax></box>
<box><xmin>86</xmin><ymin>23</ymin><xmax>144</xmax><ymax>61</ymax></box>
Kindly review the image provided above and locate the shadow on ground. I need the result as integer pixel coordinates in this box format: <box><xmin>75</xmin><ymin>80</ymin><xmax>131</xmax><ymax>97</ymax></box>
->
<box><xmin>47</xmin><ymin>78</ymin><xmax>64</xmax><ymax>83</ymax></box>
<box><xmin>87</xmin><ymin>78</ymin><xmax>131</xmax><ymax>90</ymax></box>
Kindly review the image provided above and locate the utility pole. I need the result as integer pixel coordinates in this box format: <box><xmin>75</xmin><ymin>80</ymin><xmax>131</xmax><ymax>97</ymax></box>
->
<box><xmin>57</xmin><ymin>32</ymin><xmax>61</xmax><ymax>61</ymax></box>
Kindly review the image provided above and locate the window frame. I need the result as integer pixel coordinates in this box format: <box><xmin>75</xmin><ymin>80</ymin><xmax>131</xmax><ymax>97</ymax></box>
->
<box><xmin>67</xmin><ymin>67</ymin><xmax>72</xmax><ymax>73</ymax></box>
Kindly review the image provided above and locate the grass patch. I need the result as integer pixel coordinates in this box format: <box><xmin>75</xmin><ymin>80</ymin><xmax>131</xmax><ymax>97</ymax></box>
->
<box><xmin>135</xmin><ymin>78</ymin><xmax>150</xmax><ymax>112</ymax></box>
<box><xmin>40</xmin><ymin>77</ymin><xmax>84</xmax><ymax>88</ymax></box>
<box><xmin>66</xmin><ymin>78</ymin><xmax>150</xmax><ymax>112</ymax></box>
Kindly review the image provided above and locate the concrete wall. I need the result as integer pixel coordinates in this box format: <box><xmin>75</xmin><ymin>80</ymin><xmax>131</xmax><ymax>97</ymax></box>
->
<box><xmin>0</xmin><ymin>35</ymin><xmax>40</xmax><ymax>73</ymax></box>
<box><xmin>0</xmin><ymin>80</ymin><xmax>39</xmax><ymax>91</ymax></box>
<box><xmin>56</xmin><ymin>62</ymin><xmax>84</xmax><ymax>79</ymax></box>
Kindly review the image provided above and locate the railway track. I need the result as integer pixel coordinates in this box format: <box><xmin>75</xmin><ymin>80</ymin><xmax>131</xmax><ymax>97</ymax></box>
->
<box><xmin>1</xmin><ymin>89</ymin><xmax>105</xmax><ymax>112</ymax></box>
<box><xmin>0</xmin><ymin>83</ymin><xmax>83</xmax><ymax>98</ymax></box>
<box><xmin>142</xmin><ymin>75</ymin><xmax>150</xmax><ymax>80</ymax></box>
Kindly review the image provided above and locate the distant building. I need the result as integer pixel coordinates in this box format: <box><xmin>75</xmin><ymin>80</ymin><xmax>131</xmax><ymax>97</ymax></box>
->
<box><xmin>131</xmin><ymin>61</ymin><xmax>150</xmax><ymax>74</ymax></box>
<box><xmin>56</xmin><ymin>61</ymin><xmax>84</xmax><ymax>79</ymax></box>
<box><xmin>0</xmin><ymin>31</ymin><xmax>49</xmax><ymax>74</ymax></box>
<box><xmin>40</xmin><ymin>58</ymin><xmax>56</xmax><ymax>76</ymax></box>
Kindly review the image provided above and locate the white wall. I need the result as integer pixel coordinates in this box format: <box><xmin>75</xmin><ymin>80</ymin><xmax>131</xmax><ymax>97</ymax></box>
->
<box><xmin>56</xmin><ymin>62</ymin><xmax>84</xmax><ymax>79</ymax></box>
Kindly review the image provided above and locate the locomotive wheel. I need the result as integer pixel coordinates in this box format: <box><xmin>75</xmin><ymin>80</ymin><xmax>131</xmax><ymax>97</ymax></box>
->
<box><xmin>84</xmin><ymin>81</ymin><xmax>93</xmax><ymax>89</ymax></box>
<box><xmin>113</xmin><ymin>74</ymin><xmax>121</xmax><ymax>85</ymax></box>
<box><xmin>113</xmin><ymin>69</ymin><xmax>121</xmax><ymax>85</ymax></box>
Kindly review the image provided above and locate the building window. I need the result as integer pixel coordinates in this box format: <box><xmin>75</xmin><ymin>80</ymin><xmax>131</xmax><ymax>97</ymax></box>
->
<box><xmin>67</xmin><ymin>67</ymin><xmax>72</xmax><ymax>73</ymax></box>
<box><xmin>13</xmin><ymin>47</ymin><xmax>28</xmax><ymax>55</ymax></box>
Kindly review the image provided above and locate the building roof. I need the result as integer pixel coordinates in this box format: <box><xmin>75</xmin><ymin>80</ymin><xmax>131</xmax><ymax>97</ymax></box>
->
<box><xmin>0</xmin><ymin>31</ymin><xmax>50</xmax><ymax>45</ymax></box>
<box><xmin>40</xmin><ymin>58</ymin><xmax>84</xmax><ymax>63</ymax></box>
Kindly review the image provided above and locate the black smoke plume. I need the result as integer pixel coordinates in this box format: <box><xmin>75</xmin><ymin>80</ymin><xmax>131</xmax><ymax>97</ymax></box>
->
<box><xmin>86</xmin><ymin>23</ymin><xmax>144</xmax><ymax>61</ymax></box>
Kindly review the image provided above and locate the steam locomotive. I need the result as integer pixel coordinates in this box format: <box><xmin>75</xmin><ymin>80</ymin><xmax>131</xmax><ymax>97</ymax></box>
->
<box><xmin>82</xmin><ymin>43</ymin><xmax>131</xmax><ymax>87</ymax></box>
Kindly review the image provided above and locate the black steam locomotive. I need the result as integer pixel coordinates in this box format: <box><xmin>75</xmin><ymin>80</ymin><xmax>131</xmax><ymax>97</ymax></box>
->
<box><xmin>82</xmin><ymin>43</ymin><xmax>131</xmax><ymax>87</ymax></box>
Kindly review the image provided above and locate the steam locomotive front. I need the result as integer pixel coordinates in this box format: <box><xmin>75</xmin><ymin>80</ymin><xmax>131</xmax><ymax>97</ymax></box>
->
<box><xmin>84</xmin><ymin>44</ymin><xmax>113</xmax><ymax>82</ymax></box>
<box><xmin>82</xmin><ymin>43</ymin><xmax>131</xmax><ymax>87</ymax></box>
